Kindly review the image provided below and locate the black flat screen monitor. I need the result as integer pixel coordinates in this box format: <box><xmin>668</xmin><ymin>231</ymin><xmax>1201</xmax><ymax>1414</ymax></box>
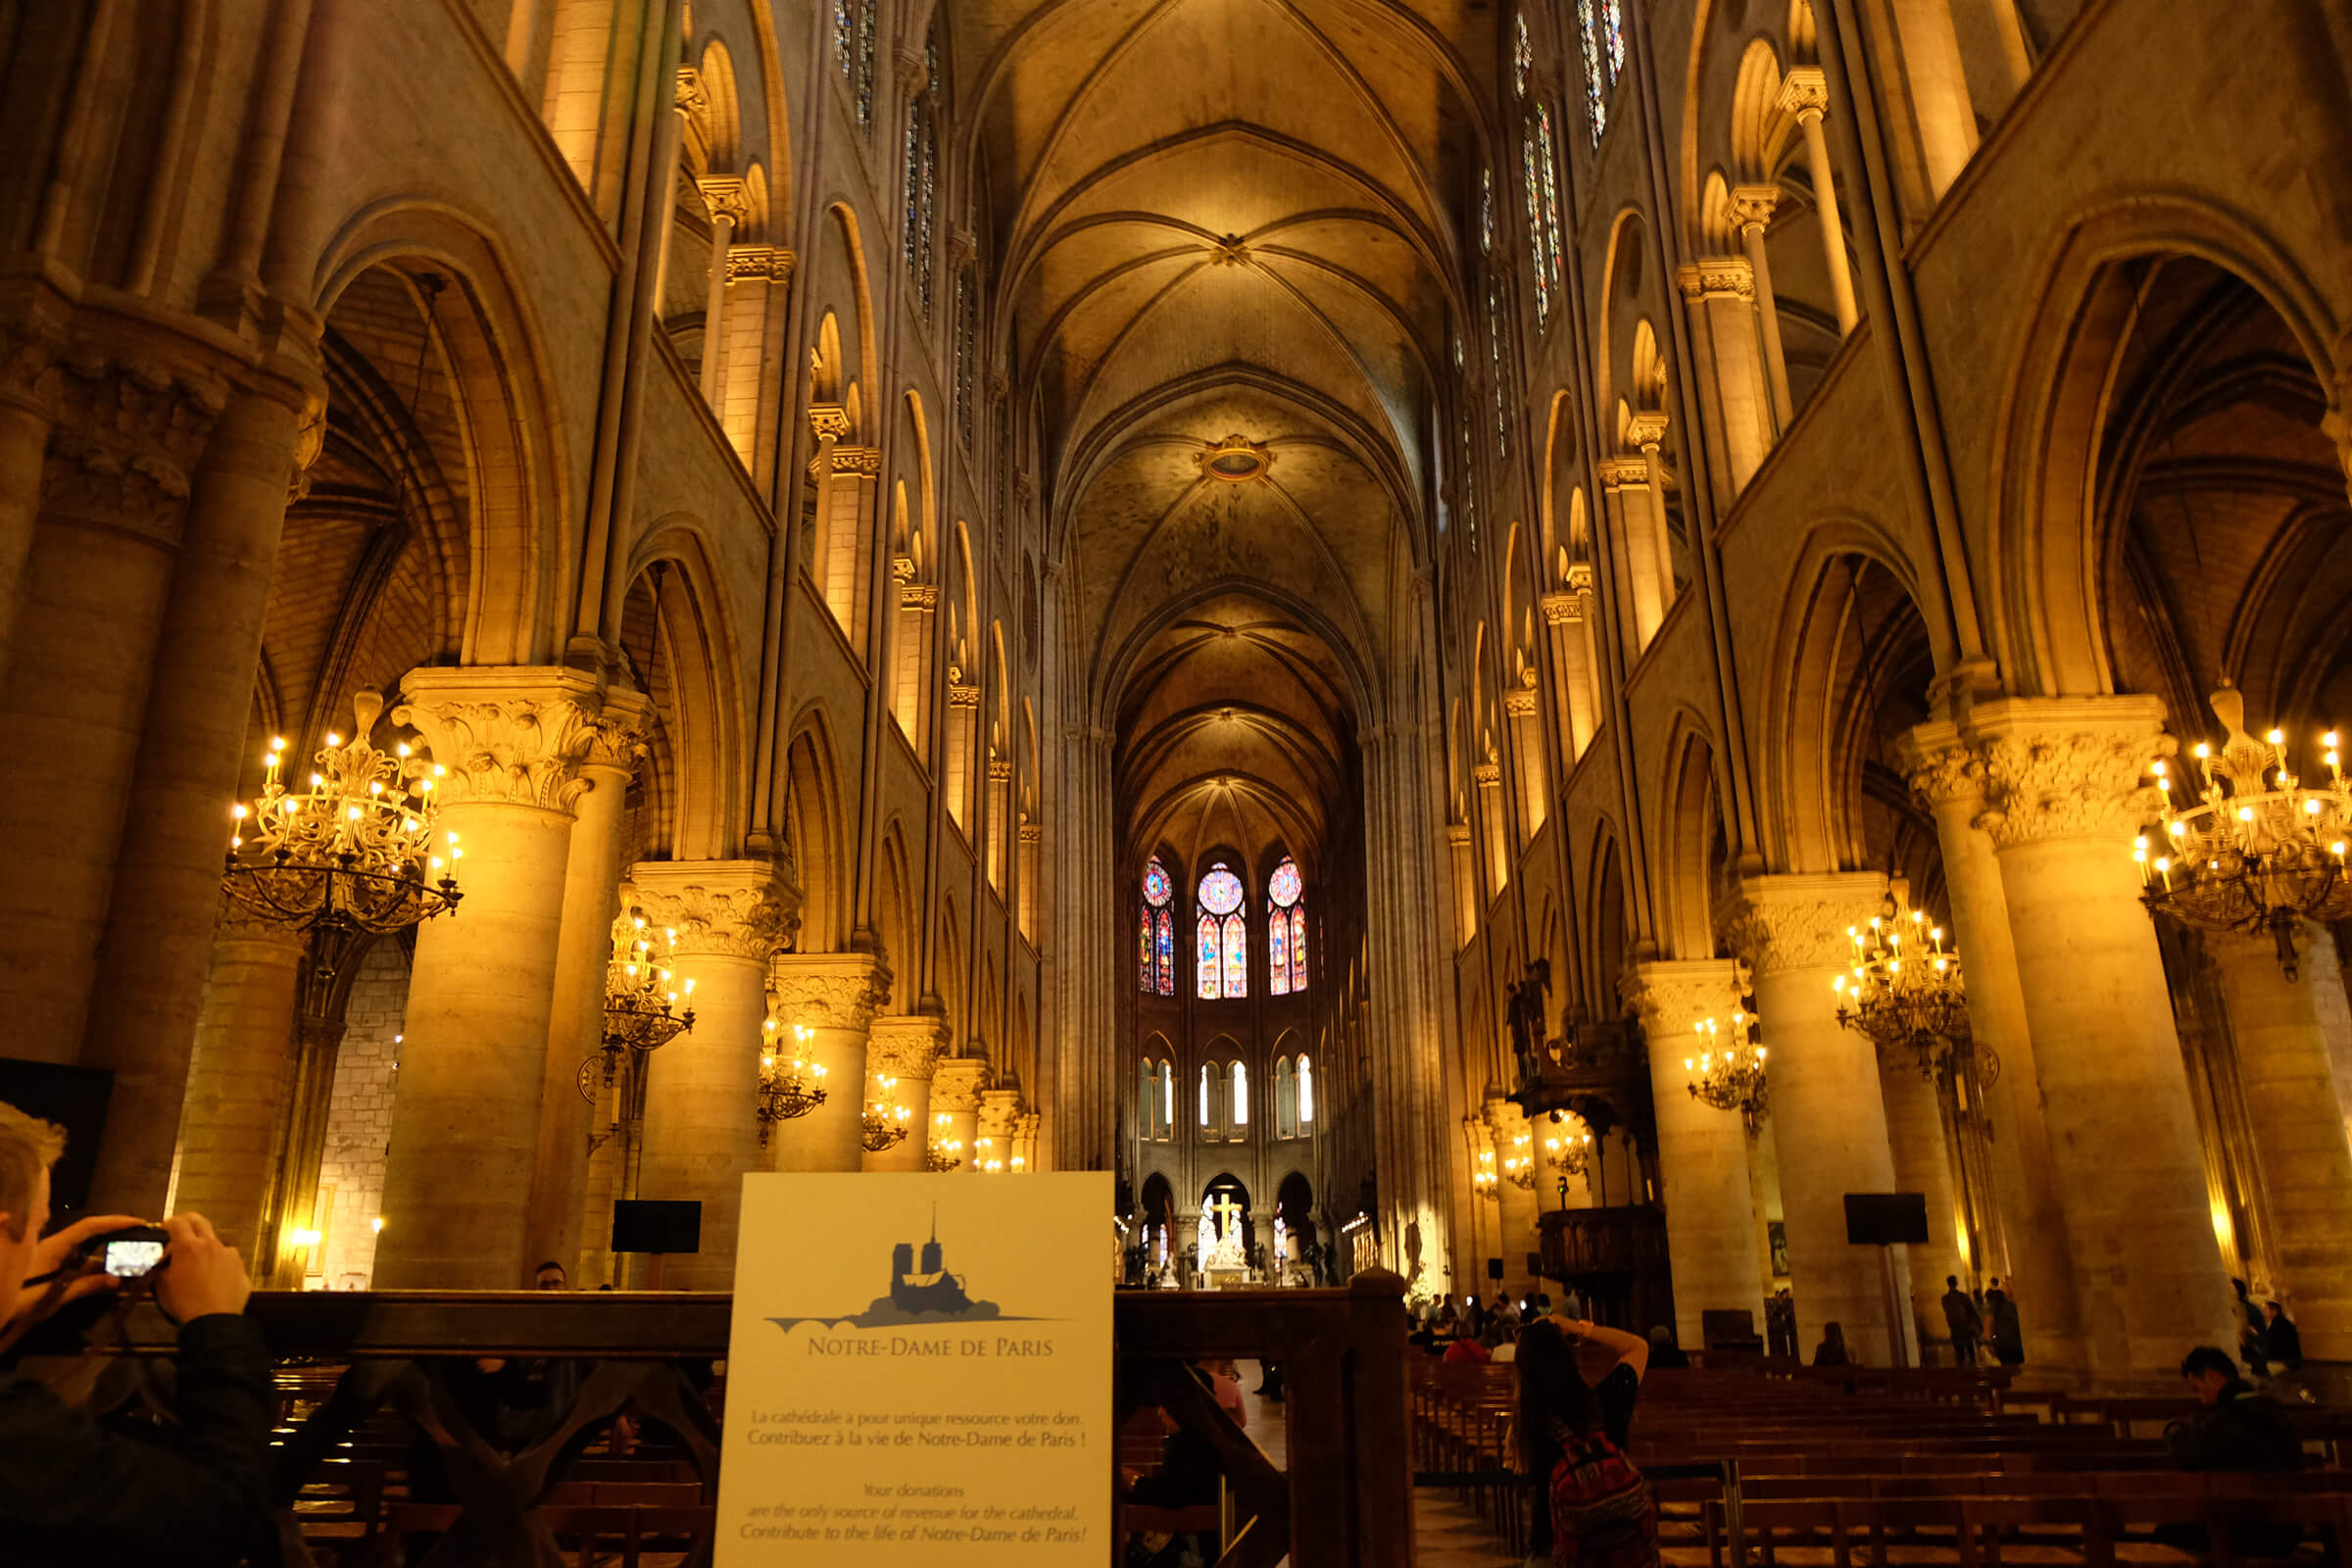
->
<box><xmin>612</xmin><ymin>1199</ymin><xmax>702</xmax><ymax>1255</ymax></box>
<box><xmin>1843</xmin><ymin>1192</ymin><xmax>1929</xmax><ymax>1247</ymax></box>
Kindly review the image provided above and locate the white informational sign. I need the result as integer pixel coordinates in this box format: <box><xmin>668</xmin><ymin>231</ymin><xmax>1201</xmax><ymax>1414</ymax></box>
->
<box><xmin>716</xmin><ymin>1172</ymin><xmax>1113</xmax><ymax>1564</ymax></box>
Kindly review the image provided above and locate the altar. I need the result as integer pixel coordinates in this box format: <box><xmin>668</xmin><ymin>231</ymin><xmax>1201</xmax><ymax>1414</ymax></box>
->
<box><xmin>1197</xmin><ymin>1194</ymin><xmax>1254</xmax><ymax>1289</ymax></box>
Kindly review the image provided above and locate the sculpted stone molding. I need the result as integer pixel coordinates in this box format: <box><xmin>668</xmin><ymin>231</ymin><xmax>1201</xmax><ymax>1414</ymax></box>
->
<box><xmin>699</xmin><ymin>176</ymin><xmax>751</xmax><ymax>228</ymax></box>
<box><xmin>1961</xmin><ymin>695</ymin><xmax>2171</xmax><ymax>851</ymax></box>
<box><xmin>674</xmin><ymin>66</ymin><xmax>709</xmax><ymax>117</ymax></box>
<box><xmin>1626</xmin><ymin>412</ymin><xmax>1671</xmax><ymax>451</ymax></box>
<box><xmin>1502</xmin><ymin>687</ymin><xmax>1539</xmax><ymax>718</ymax></box>
<box><xmin>727</xmin><ymin>246</ymin><xmax>793</xmax><ymax>284</ymax></box>
<box><xmin>1595</xmin><ymin>455</ymin><xmax>1649</xmax><ymax>489</ymax></box>
<box><xmin>1727</xmin><ymin>184</ymin><xmax>1781</xmax><ymax>234</ymax></box>
<box><xmin>930</xmin><ymin>1054</ymin><xmax>991</xmax><ymax>1115</ymax></box>
<box><xmin>869</xmin><ymin>1014</ymin><xmax>950</xmax><ymax>1083</ymax></box>
<box><xmin>42</xmin><ymin>356</ymin><xmax>224</xmax><ymax>535</ymax></box>
<box><xmin>1718</xmin><ymin>872</ymin><xmax>1888</xmax><ymax>977</ymax></box>
<box><xmin>0</xmin><ymin>316</ymin><xmax>64</xmax><ymax>416</ymax></box>
<box><xmin>808</xmin><ymin>403</ymin><xmax>852</xmax><ymax>442</ymax></box>
<box><xmin>628</xmin><ymin>859</ymin><xmax>799</xmax><ymax>961</ymax></box>
<box><xmin>771</xmin><ymin>953</ymin><xmax>894</xmax><ymax>1032</ymax></box>
<box><xmin>1620</xmin><ymin>957</ymin><xmax>1748</xmax><ymax>1035</ymax></box>
<box><xmin>901</xmin><ymin>582</ymin><xmax>939</xmax><ymax>611</ymax></box>
<box><xmin>830</xmin><ymin>444</ymin><xmax>883</xmax><ymax>478</ymax></box>
<box><xmin>1676</xmin><ymin>258</ymin><xmax>1756</xmax><ymax>301</ymax></box>
<box><xmin>948</xmin><ymin>683</ymin><xmax>982</xmax><ymax>710</ymax></box>
<box><xmin>1472</xmin><ymin>761</ymin><xmax>1502</xmax><ymax>789</ymax></box>
<box><xmin>584</xmin><ymin>688</ymin><xmax>656</xmax><ymax>777</ymax></box>
<box><xmin>392</xmin><ymin>666</ymin><xmax>607</xmax><ymax>815</ymax></box>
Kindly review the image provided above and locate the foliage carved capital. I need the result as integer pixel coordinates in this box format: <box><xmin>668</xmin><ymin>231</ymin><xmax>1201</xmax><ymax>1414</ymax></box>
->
<box><xmin>628</xmin><ymin>859</ymin><xmax>799</xmax><ymax>961</ymax></box>
<box><xmin>391</xmin><ymin>666</ymin><xmax>607</xmax><ymax>815</ymax></box>
<box><xmin>1961</xmin><ymin>696</ymin><xmax>2171</xmax><ymax>850</ymax></box>
<box><xmin>1717</xmin><ymin>873</ymin><xmax>1886</xmax><ymax>977</ymax></box>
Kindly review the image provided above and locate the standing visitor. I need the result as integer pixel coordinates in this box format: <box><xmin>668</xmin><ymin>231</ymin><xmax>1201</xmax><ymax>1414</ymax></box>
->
<box><xmin>1518</xmin><ymin>1316</ymin><xmax>1655</xmax><ymax>1568</ymax></box>
<box><xmin>1941</xmin><ymin>1275</ymin><xmax>1982</xmax><ymax>1366</ymax></box>
<box><xmin>1811</xmin><ymin>1322</ymin><xmax>1850</xmax><ymax>1367</ymax></box>
<box><xmin>1986</xmin><ymin>1285</ymin><xmax>2025</xmax><ymax>1367</ymax></box>
<box><xmin>2264</xmin><ymin>1302</ymin><xmax>2303</xmax><ymax>1371</ymax></box>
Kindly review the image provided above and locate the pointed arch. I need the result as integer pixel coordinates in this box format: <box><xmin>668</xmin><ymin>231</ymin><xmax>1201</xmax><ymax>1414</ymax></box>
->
<box><xmin>783</xmin><ymin>709</ymin><xmax>850</xmax><ymax>952</ymax></box>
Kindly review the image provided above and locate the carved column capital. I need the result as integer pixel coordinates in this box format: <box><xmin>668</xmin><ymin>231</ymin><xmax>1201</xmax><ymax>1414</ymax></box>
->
<box><xmin>627</xmin><ymin>859</ymin><xmax>799</xmax><ymax>961</ymax></box>
<box><xmin>1777</xmin><ymin>67</ymin><xmax>1830</xmax><ymax>120</ymax></box>
<box><xmin>830</xmin><ymin>443</ymin><xmax>882</xmax><ymax>478</ymax></box>
<box><xmin>391</xmin><ymin>666</ymin><xmax>608</xmax><ymax>815</ymax></box>
<box><xmin>0</xmin><ymin>311</ymin><xmax>66</xmax><ymax>417</ymax></box>
<box><xmin>674</xmin><ymin>66</ymin><xmax>709</xmax><ymax>116</ymax></box>
<box><xmin>808</xmin><ymin>403</ymin><xmax>852</xmax><ymax>442</ymax></box>
<box><xmin>771</xmin><ymin>952</ymin><xmax>894</xmax><ymax>1032</ymax></box>
<box><xmin>869</xmin><ymin>1013</ymin><xmax>951</xmax><ymax>1082</ymax></box>
<box><xmin>1502</xmin><ymin>686</ymin><xmax>1539</xmax><ymax>718</ymax></box>
<box><xmin>584</xmin><ymin>687</ymin><xmax>656</xmax><ymax>778</ymax></box>
<box><xmin>930</xmin><ymin>1054</ymin><xmax>992</xmax><ymax>1114</ymax></box>
<box><xmin>1540</xmin><ymin>590</ymin><xmax>1584</xmax><ymax>625</ymax></box>
<box><xmin>1625</xmin><ymin>411</ymin><xmax>1671</xmax><ymax>451</ymax></box>
<box><xmin>41</xmin><ymin>355</ymin><xmax>225</xmax><ymax>538</ymax></box>
<box><xmin>698</xmin><ymin>175</ymin><xmax>751</xmax><ymax>229</ymax></box>
<box><xmin>1895</xmin><ymin>717</ymin><xmax>1982</xmax><ymax>808</ymax></box>
<box><xmin>1677</xmin><ymin>257</ymin><xmax>1756</xmax><ymax>301</ymax></box>
<box><xmin>1717</xmin><ymin>872</ymin><xmax>1887</xmax><ymax>977</ymax></box>
<box><xmin>948</xmin><ymin>683</ymin><xmax>983</xmax><ymax>710</ymax></box>
<box><xmin>1620</xmin><ymin>957</ymin><xmax>1748</xmax><ymax>1036</ymax></box>
<box><xmin>1959</xmin><ymin>695</ymin><xmax>2173</xmax><ymax>850</ymax></box>
<box><xmin>1727</xmin><ymin>184</ymin><xmax>1782</xmax><ymax>234</ymax></box>
<box><xmin>1595</xmin><ymin>455</ymin><xmax>1650</xmax><ymax>489</ymax></box>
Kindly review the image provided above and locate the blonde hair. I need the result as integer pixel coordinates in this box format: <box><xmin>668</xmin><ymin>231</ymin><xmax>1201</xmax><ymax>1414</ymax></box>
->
<box><xmin>0</xmin><ymin>1101</ymin><xmax>67</xmax><ymax>1242</ymax></box>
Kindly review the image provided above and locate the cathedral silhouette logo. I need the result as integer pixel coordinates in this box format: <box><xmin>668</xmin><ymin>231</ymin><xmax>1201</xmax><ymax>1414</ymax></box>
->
<box><xmin>767</xmin><ymin>1202</ymin><xmax>1054</xmax><ymax>1330</ymax></box>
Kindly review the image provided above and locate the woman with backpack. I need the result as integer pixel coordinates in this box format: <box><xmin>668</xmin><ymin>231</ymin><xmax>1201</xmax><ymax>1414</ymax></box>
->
<box><xmin>1518</xmin><ymin>1315</ymin><xmax>1657</xmax><ymax>1568</ymax></box>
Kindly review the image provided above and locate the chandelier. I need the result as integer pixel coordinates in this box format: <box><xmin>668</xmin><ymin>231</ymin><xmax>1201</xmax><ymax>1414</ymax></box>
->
<box><xmin>1542</xmin><ymin>1112</ymin><xmax>1593</xmax><ymax>1177</ymax></box>
<box><xmin>861</xmin><ymin>1074</ymin><xmax>913</xmax><ymax>1152</ymax></box>
<box><xmin>2138</xmin><ymin>687</ymin><xmax>2351</xmax><ymax>978</ymax></box>
<box><xmin>1472</xmin><ymin>1148</ymin><xmax>1500</xmax><ymax>1201</ymax></box>
<box><xmin>1832</xmin><ymin>879</ymin><xmax>1970</xmax><ymax>1077</ymax></box>
<box><xmin>1501</xmin><ymin>1130</ymin><xmax>1538</xmax><ymax>1191</ymax></box>
<box><xmin>1686</xmin><ymin>1010</ymin><xmax>1769</xmax><ymax>1131</ymax></box>
<box><xmin>755</xmin><ymin>1017</ymin><xmax>828</xmax><ymax>1147</ymax></box>
<box><xmin>600</xmin><ymin>914</ymin><xmax>694</xmax><ymax>1084</ymax></box>
<box><xmin>925</xmin><ymin>1112</ymin><xmax>963</xmax><ymax>1171</ymax></box>
<box><xmin>224</xmin><ymin>691</ymin><xmax>462</xmax><ymax>942</ymax></box>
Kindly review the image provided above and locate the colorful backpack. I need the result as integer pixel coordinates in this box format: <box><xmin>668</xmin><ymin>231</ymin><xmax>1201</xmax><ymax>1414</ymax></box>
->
<box><xmin>1547</xmin><ymin>1424</ymin><xmax>1659</xmax><ymax>1568</ymax></box>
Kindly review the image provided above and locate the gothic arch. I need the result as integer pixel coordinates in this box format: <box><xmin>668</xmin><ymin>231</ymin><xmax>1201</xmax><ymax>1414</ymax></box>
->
<box><xmin>783</xmin><ymin>709</ymin><xmax>850</xmax><ymax>951</ymax></box>
<box><xmin>621</xmin><ymin>519</ymin><xmax>753</xmax><ymax>860</ymax></box>
<box><xmin>1654</xmin><ymin>712</ymin><xmax>1728</xmax><ymax>958</ymax></box>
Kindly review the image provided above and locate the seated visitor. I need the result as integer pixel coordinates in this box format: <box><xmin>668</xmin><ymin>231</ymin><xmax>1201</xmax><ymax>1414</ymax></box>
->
<box><xmin>0</xmin><ymin>1102</ymin><xmax>269</xmax><ymax>1568</ymax></box>
<box><xmin>1442</xmin><ymin>1334</ymin><xmax>1490</xmax><ymax>1365</ymax></box>
<box><xmin>2264</xmin><ymin>1302</ymin><xmax>2303</xmax><ymax>1371</ymax></box>
<box><xmin>1811</xmin><ymin>1321</ymin><xmax>1850</xmax><ymax>1367</ymax></box>
<box><xmin>2160</xmin><ymin>1347</ymin><xmax>2304</xmax><ymax>1557</ymax></box>
<box><xmin>1642</xmin><ymin>1325</ymin><xmax>1690</xmax><ymax>1369</ymax></box>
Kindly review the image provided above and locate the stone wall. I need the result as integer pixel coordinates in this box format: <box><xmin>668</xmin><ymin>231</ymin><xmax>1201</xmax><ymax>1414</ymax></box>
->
<box><xmin>316</xmin><ymin>942</ymin><xmax>411</xmax><ymax>1288</ymax></box>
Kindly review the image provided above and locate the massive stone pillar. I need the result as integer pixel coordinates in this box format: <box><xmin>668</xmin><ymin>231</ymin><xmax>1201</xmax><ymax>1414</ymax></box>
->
<box><xmin>2211</xmin><ymin>925</ymin><xmax>2352</xmax><ymax>1362</ymax></box>
<box><xmin>1901</xmin><ymin>721</ymin><xmax>2085</xmax><ymax>1370</ymax></box>
<box><xmin>930</xmin><ymin>1054</ymin><xmax>989</xmax><ymax>1174</ymax></box>
<box><xmin>1875</xmin><ymin>1049</ymin><xmax>1970</xmax><ymax>1359</ymax></box>
<box><xmin>770</xmin><ymin>952</ymin><xmax>893</xmax><ymax>1172</ymax></box>
<box><xmin>1726</xmin><ymin>873</ymin><xmax>1908</xmax><ymax>1363</ymax></box>
<box><xmin>169</xmin><ymin>912</ymin><xmax>303</xmax><ymax>1250</ymax></box>
<box><xmin>0</xmin><ymin>355</ymin><xmax>220</xmax><ymax>1063</ymax></box>
<box><xmin>1626</xmin><ymin>959</ymin><xmax>1767</xmax><ymax>1353</ymax></box>
<box><xmin>523</xmin><ymin>692</ymin><xmax>651</xmax><ymax>1274</ymax></box>
<box><xmin>82</xmin><ymin>387</ymin><xmax>316</xmax><ymax>1214</ymax></box>
<box><xmin>633</xmin><ymin>859</ymin><xmax>794</xmax><ymax>1289</ymax></box>
<box><xmin>1965</xmin><ymin>696</ymin><xmax>2235</xmax><ymax>1374</ymax></box>
<box><xmin>866</xmin><ymin>1014</ymin><xmax>949</xmax><ymax>1173</ymax></box>
<box><xmin>373</xmin><ymin>668</ymin><xmax>602</xmax><ymax>1289</ymax></box>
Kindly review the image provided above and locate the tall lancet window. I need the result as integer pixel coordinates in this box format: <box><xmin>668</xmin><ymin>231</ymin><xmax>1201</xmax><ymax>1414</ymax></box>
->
<box><xmin>1141</xmin><ymin>858</ymin><xmax>1174</xmax><ymax>995</ymax></box>
<box><xmin>903</xmin><ymin>25</ymin><xmax>940</xmax><ymax>318</ymax></box>
<box><xmin>1196</xmin><ymin>862</ymin><xmax>1248</xmax><ymax>1000</ymax></box>
<box><xmin>1515</xmin><ymin>18</ymin><xmax>1563</xmax><ymax>331</ymax></box>
<box><xmin>839</xmin><ymin>0</ymin><xmax>879</xmax><ymax>131</ymax></box>
<box><xmin>1576</xmin><ymin>0</ymin><xmax>1626</xmax><ymax>144</ymax></box>
<box><xmin>1267</xmin><ymin>857</ymin><xmax>1307</xmax><ymax>995</ymax></box>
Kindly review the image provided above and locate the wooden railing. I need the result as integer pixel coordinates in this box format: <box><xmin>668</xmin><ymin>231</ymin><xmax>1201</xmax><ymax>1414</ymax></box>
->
<box><xmin>52</xmin><ymin>1271</ymin><xmax>1410</xmax><ymax>1568</ymax></box>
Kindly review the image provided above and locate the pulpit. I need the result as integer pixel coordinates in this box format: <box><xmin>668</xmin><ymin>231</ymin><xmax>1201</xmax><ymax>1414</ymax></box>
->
<box><xmin>1538</xmin><ymin>1203</ymin><xmax>1673</xmax><ymax>1331</ymax></box>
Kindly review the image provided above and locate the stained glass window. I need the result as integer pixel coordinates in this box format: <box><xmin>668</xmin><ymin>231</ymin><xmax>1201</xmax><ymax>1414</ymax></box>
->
<box><xmin>1479</xmin><ymin>169</ymin><xmax>1494</xmax><ymax>256</ymax></box>
<box><xmin>903</xmin><ymin>26</ymin><xmax>939</xmax><ymax>318</ymax></box>
<box><xmin>1489</xmin><ymin>277</ymin><xmax>1509</xmax><ymax>460</ymax></box>
<box><xmin>956</xmin><ymin>271</ymin><xmax>977</xmax><ymax>443</ymax></box>
<box><xmin>1143</xmin><ymin>858</ymin><xmax>1175</xmax><ymax>995</ymax></box>
<box><xmin>1522</xmin><ymin>116</ymin><xmax>1549</xmax><ymax>327</ymax></box>
<box><xmin>1196</xmin><ymin>862</ymin><xmax>1247</xmax><ymax>999</ymax></box>
<box><xmin>1578</xmin><ymin>0</ymin><xmax>1607</xmax><ymax>144</ymax></box>
<box><xmin>855</xmin><ymin>0</ymin><xmax>877</xmax><ymax>132</ymax></box>
<box><xmin>1604</xmin><ymin>0</ymin><xmax>1626</xmax><ymax>77</ymax></box>
<box><xmin>1538</xmin><ymin>105</ymin><xmax>1564</xmax><ymax>294</ymax></box>
<box><xmin>1268</xmin><ymin>857</ymin><xmax>1306</xmax><ymax>994</ymax></box>
<box><xmin>835</xmin><ymin>0</ymin><xmax>854</xmax><ymax>80</ymax></box>
<box><xmin>1514</xmin><ymin>15</ymin><xmax>1532</xmax><ymax>98</ymax></box>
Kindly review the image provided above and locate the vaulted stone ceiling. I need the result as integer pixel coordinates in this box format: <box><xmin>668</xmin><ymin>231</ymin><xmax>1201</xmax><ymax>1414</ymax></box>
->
<box><xmin>958</xmin><ymin>0</ymin><xmax>1486</xmax><ymax>862</ymax></box>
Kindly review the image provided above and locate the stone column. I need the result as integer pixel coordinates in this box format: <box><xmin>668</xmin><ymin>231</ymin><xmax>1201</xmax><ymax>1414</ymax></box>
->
<box><xmin>0</xmin><ymin>302</ymin><xmax>68</xmax><ymax>658</ymax></box>
<box><xmin>1725</xmin><ymin>872</ymin><xmax>1907</xmax><ymax>1363</ymax></box>
<box><xmin>170</xmin><ymin>911</ymin><xmax>304</xmax><ymax>1250</ymax></box>
<box><xmin>82</xmin><ymin>387</ymin><xmax>316</xmax><ymax>1214</ymax></box>
<box><xmin>1778</xmin><ymin>69</ymin><xmax>1861</xmax><ymax>335</ymax></box>
<box><xmin>2210</xmin><ymin>925</ymin><xmax>2352</xmax><ymax>1361</ymax></box>
<box><xmin>1626</xmin><ymin>959</ymin><xmax>1767</xmax><ymax>1353</ymax></box>
<box><xmin>867</xmin><ymin>1014</ymin><xmax>949</xmax><ymax>1172</ymax></box>
<box><xmin>1597</xmin><ymin>455</ymin><xmax>1666</xmax><ymax>645</ymax></box>
<box><xmin>930</xmin><ymin>1054</ymin><xmax>989</xmax><ymax>1173</ymax></box>
<box><xmin>1541</xmin><ymin>574</ymin><xmax>1600</xmax><ymax>760</ymax></box>
<box><xmin>696</xmin><ymin>176</ymin><xmax>746</xmax><ymax>408</ymax></box>
<box><xmin>523</xmin><ymin>691</ymin><xmax>650</xmax><ymax>1274</ymax></box>
<box><xmin>0</xmin><ymin>355</ymin><xmax>220</xmax><ymax>1063</ymax></box>
<box><xmin>1876</xmin><ymin>1048</ymin><xmax>1970</xmax><ymax>1360</ymax></box>
<box><xmin>770</xmin><ymin>952</ymin><xmax>893</xmax><ymax>1172</ymax></box>
<box><xmin>1630</xmin><ymin>416</ymin><xmax>1679</xmax><ymax>619</ymax></box>
<box><xmin>1676</xmin><ymin>256</ymin><xmax>1773</xmax><ymax>499</ymax></box>
<box><xmin>373</xmin><ymin>668</ymin><xmax>602</xmax><ymax>1289</ymax></box>
<box><xmin>634</xmin><ymin>859</ymin><xmax>795</xmax><ymax>1289</ymax></box>
<box><xmin>1965</xmin><ymin>695</ymin><xmax>2236</xmax><ymax>1373</ymax></box>
<box><xmin>1900</xmin><ymin>721</ymin><xmax>2085</xmax><ymax>1369</ymax></box>
<box><xmin>1728</xmin><ymin>186</ymin><xmax>1796</xmax><ymax>432</ymax></box>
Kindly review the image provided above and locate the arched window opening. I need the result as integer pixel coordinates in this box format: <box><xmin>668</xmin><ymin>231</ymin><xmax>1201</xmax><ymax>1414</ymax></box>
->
<box><xmin>837</xmin><ymin>0</ymin><xmax>878</xmax><ymax>131</ymax></box>
<box><xmin>903</xmin><ymin>25</ymin><xmax>939</xmax><ymax>318</ymax></box>
<box><xmin>1198</xmin><ymin>1061</ymin><xmax>1213</xmax><ymax>1131</ymax></box>
<box><xmin>955</xmin><ymin>270</ymin><xmax>978</xmax><ymax>444</ymax></box>
<box><xmin>1480</xmin><ymin>168</ymin><xmax>1494</xmax><ymax>257</ymax></box>
<box><xmin>1298</xmin><ymin>1054</ymin><xmax>1314</xmax><ymax>1128</ymax></box>
<box><xmin>1488</xmin><ymin>277</ymin><xmax>1509</xmax><ymax>459</ymax></box>
<box><xmin>1197</xmin><ymin>862</ymin><xmax>1247</xmax><ymax>1000</ymax></box>
<box><xmin>1231</xmin><ymin>1061</ymin><xmax>1249</xmax><ymax>1129</ymax></box>
<box><xmin>1159</xmin><ymin>1058</ymin><xmax>1174</xmax><ymax>1139</ymax></box>
<box><xmin>1142</xmin><ymin>858</ymin><xmax>1174</xmax><ymax>995</ymax></box>
<box><xmin>1274</xmin><ymin>1055</ymin><xmax>1298</xmax><ymax>1139</ymax></box>
<box><xmin>1268</xmin><ymin>857</ymin><xmax>1307</xmax><ymax>995</ymax></box>
<box><xmin>1138</xmin><ymin>1057</ymin><xmax>1174</xmax><ymax>1140</ymax></box>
